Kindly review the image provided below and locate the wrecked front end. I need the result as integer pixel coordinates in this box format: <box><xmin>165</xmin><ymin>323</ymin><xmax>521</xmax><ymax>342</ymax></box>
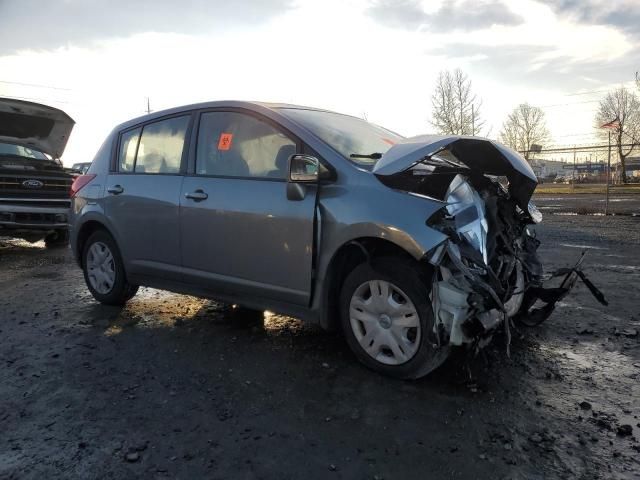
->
<box><xmin>374</xmin><ymin>136</ymin><xmax>606</xmax><ymax>353</ymax></box>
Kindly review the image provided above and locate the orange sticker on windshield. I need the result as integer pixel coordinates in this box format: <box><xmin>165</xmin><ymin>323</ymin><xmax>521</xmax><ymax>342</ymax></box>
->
<box><xmin>382</xmin><ymin>138</ymin><xmax>396</xmax><ymax>145</ymax></box>
<box><xmin>218</xmin><ymin>133</ymin><xmax>233</xmax><ymax>151</ymax></box>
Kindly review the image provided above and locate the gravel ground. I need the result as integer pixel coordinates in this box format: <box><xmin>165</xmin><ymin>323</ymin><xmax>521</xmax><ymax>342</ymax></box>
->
<box><xmin>1</xmin><ymin>215</ymin><xmax>639</xmax><ymax>480</ymax></box>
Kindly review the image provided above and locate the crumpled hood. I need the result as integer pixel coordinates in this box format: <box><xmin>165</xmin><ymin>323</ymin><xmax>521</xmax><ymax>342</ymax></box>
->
<box><xmin>0</xmin><ymin>97</ymin><xmax>75</xmax><ymax>158</ymax></box>
<box><xmin>372</xmin><ymin>135</ymin><xmax>538</xmax><ymax>209</ymax></box>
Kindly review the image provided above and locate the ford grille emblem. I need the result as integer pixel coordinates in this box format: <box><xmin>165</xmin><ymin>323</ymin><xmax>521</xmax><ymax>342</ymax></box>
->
<box><xmin>22</xmin><ymin>179</ymin><xmax>44</xmax><ymax>189</ymax></box>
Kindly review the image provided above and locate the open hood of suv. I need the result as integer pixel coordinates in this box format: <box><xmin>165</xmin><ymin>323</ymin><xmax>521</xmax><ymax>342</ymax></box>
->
<box><xmin>372</xmin><ymin>135</ymin><xmax>538</xmax><ymax>209</ymax></box>
<box><xmin>0</xmin><ymin>97</ymin><xmax>75</xmax><ymax>158</ymax></box>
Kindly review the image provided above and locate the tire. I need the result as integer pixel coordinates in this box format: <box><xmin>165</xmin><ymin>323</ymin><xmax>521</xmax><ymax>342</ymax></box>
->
<box><xmin>339</xmin><ymin>257</ymin><xmax>450</xmax><ymax>379</ymax></box>
<box><xmin>45</xmin><ymin>229</ymin><xmax>69</xmax><ymax>248</ymax></box>
<box><xmin>82</xmin><ymin>230</ymin><xmax>138</xmax><ymax>305</ymax></box>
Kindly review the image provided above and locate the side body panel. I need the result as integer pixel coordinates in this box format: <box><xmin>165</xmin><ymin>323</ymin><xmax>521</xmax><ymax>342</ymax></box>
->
<box><xmin>180</xmin><ymin>177</ymin><xmax>317</xmax><ymax>305</ymax></box>
<box><xmin>103</xmin><ymin>174</ymin><xmax>184</xmax><ymax>280</ymax></box>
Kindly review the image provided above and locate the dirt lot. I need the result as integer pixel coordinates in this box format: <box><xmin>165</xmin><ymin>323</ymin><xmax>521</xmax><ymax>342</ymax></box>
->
<box><xmin>1</xmin><ymin>215</ymin><xmax>639</xmax><ymax>480</ymax></box>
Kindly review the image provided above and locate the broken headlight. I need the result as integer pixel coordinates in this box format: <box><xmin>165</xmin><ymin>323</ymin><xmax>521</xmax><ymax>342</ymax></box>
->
<box><xmin>445</xmin><ymin>175</ymin><xmax>489</xmax><ymax>264</ymax></box>
<box><xmin>528</xmin><ymin>200</ymin><xmax>542</xmax><ymax>224</ymax></box>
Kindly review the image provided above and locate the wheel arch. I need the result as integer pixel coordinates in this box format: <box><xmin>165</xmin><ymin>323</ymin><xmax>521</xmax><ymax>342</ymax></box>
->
<box><xmin>319</xmin><ymin>236</ymin><xmax>428</xmax><ymax>331</ymax></box>
<box><xmin>74</xmin><ymin>219</ymin><xmax>116</xmax><ymax>267</ymax></box>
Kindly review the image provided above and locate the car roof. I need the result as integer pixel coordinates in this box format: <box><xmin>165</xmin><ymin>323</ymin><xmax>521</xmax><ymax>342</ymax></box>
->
<box><xmin>114</xmin><ymin>100</ymin><xmax>340</xmax><ymax>132</ymax></box>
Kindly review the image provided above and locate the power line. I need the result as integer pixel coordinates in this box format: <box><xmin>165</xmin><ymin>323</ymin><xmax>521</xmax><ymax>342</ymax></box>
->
<box><xmin>0</xmin><ymin>79</ymin><xmax>72</xmax><ymax>91</ymax></box>
<box><xmin>554</xmin><ymin>132</ymin><xmax>598</xmax><ymax>138</ymax></box>
<box><xmin>522</xmin><ymin>143</ymin><xmax>637</xmax><ymax>154</ymax></box>
<box><xmin>562</xmin><ymin>81</ymin><xmax>637</xmax><ymax>97</ymax></box>
<box><xmin>538</xmin><ymin>100</ymin><xmax>600</xmax><ymax>108</ymax></box>
<box><xmin>564</xmin><ymin>89</ymin><xmax>610</xmax><ymax>97</ymax></box>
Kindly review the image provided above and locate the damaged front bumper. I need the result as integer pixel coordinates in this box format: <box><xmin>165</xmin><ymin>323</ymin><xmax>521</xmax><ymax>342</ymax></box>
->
<box><xmin>373</xmin><ymin>135</ymin><xmax>607</xmax><ymax>353</ymax></box>
<box><xmin>426</xmin><ymin>202</ymin><xmax>607</xmax><ymax>352</ymax></box>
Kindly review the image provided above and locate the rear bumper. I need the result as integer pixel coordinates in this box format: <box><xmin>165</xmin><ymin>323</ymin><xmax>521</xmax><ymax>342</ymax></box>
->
<box><xmin>0</xmin><ymin>202</ymin><xmax>70</xmax><ymax>231</ymax></box>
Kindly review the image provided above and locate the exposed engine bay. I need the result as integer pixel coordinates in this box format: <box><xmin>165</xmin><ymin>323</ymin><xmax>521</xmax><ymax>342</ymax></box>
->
<box><xmin>374</xmin><ymin>136</ymin><xmax>607</xmax><ymax>353</ymax></box>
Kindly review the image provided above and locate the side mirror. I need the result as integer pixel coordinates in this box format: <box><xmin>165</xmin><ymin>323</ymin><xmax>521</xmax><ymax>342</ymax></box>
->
<box><xmin>288</xmin><ymin>154</ymin><xmax>319</xmax><ymax>183</ymax></box>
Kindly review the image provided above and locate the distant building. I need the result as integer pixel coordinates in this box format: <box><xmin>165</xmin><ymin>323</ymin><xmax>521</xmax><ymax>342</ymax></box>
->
<box><xmin>529</xmin><ymin>159</ymin><xmax>566</xmax><ymax>178</ymax></box>
<box><xmin>626</xmin><ymin>157</ymin><xmax>640</xmax><ymax>178</ymax></box>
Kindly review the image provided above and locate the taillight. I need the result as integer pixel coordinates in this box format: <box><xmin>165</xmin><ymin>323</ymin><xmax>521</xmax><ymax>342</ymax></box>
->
<box><xmin>70</xmin><ymin>174</ymin><xmax>96</xmax><ymax>198</ymax></box>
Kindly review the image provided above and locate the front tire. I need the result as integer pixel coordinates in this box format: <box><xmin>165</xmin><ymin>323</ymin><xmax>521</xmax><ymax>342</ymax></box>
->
<box><xmin>82</xmin><ymin>230</ymin><xmax>138</xmax><ymax>305</ymax></box>
<box><xmin>340</xmin><ymin>257</ymin><xmax>449</xmax><ymax>379</ymax></box>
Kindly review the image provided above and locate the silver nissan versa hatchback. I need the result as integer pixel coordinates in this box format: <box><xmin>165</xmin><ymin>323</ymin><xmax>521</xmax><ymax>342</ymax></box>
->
<box><xmin>71</xmin><ymin>101</ymin><xmax>601</xmax><ymax>379</ymax></box>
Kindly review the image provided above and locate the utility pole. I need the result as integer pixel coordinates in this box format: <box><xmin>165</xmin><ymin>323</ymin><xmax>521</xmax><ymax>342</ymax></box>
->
<box><xmin>572</xmin><ymin>146</ymin><xmax>576</xmax><ymax>193</ymax></box>
<box><xmin>605</xmin><ymin>130</ymin><xmax>611</xmax><ymax>216</ymax></box>
<box><xmin>600</xmin><ymin>119</ymin><xmax>618</xmax><ymax>215</ymax></box>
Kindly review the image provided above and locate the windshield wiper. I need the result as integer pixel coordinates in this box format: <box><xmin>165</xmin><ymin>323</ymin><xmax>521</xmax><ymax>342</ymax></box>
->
<box><xmin>350</xmin><ymin>152</ymin><xmax>383</xmax><ymax>160</ymax></box>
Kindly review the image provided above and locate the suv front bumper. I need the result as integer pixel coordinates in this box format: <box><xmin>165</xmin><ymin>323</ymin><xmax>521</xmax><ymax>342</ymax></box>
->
<box><xmin>0</xmin><ymin>202</ymin><xmax>70</xmax><ymax>231</ymax></box>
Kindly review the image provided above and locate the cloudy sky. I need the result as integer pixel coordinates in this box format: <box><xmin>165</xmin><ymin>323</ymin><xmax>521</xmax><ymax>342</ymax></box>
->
<box><xmin>0</xmin><ymin>0</ymin><xmax>638</xmax><ymax>164</ymax></box>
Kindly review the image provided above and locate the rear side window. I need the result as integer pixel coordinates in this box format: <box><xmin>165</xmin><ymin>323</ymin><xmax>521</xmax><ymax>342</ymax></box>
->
<box><xmin>119</xmin><ymin>128</ymin><xmax>140</xmax><ymax>172</ymax></box>
<box><xmin>196</xmin><ymin>111</ymin><xmax>296</xmax><ymax>178</ymax></box>
<box><xmin>135</xmin><ymin>116</ymin><xmax>190</xmax><ymax>174</ymax></box>
<box><xmin>117</xmin><ymin>116</ymin><xmax>190</xmax><ymax>174</ymax></box>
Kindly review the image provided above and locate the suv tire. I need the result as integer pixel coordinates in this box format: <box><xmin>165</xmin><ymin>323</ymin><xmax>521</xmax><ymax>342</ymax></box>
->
<box><xmin>44</xmin><ymin>229</ymin><xmax>69</xmax><ymax>248</ymax></box>
<box><xmin>82</xmin><ymin>230</ymin><xmax>138</xmax><ymax>305</ymax></box>
<box><xmin>339</xmin><ymin>257</ymin><xmax>449</xmax><ymax>379</ymax></box>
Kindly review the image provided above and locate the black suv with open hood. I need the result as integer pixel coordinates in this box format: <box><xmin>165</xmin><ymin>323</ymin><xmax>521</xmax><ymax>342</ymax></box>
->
<box><xmin>0</xmin><ymin>98</ymin><xmax>75</xmax><ymax>246</ymax></box>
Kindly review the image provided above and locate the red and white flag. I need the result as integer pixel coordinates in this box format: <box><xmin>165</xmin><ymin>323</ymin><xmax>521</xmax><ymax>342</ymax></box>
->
<box><xmin>600</xmin><ymin>119</ymin><xmax>620</xmax><ymax>129</ymax></box>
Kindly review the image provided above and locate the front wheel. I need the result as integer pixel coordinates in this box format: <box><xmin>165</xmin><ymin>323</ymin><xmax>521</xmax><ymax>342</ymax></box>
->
<box><xmin>339</xmin><ymin>257</ymin><xmax>449</xmax><ymax>379</ymax></box>
<box><xmin>82</xmin><ymin>230</ymin><xmax>138</xmax><ymax>305</ymax></box>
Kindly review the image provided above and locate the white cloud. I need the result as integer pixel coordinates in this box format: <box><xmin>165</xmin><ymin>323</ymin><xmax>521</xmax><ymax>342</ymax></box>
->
<box><xmin>0</xmin><ymin>0</ymin><xmax>637</xmax><ymax>164</ymax></box>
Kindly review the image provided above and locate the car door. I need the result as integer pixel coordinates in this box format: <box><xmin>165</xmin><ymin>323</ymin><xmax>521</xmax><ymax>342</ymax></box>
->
<box><xmin>179</xmin><ymin>110</ymin><xmax>317</xmax><ymax>306</ymax></box>
<box><xmin>105</xmin><ymin>114</ymin><xmax>191</xmax><ymax>280</ymax></box>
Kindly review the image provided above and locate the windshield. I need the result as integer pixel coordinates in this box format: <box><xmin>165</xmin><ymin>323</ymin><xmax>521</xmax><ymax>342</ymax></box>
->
<box><xmin>279</xmin><ymin>108</ymin><xmax>404</xmax><ymax>168</ymax></box>
<box><xmin>0</xmin><ymin>142</ymin><xmax>50</xmax><ymax>160</ymax></box>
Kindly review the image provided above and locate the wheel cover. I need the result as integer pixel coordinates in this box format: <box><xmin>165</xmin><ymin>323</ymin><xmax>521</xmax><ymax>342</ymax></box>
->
<box><xmin>349</xmin><ymin>280</ymin><xmax>421</xmax><ymax>366</ymax></box>
<box><xmin>86</xmin><ymin>241</ymin><xmax>116</xmax><ymax>294</ymax></box>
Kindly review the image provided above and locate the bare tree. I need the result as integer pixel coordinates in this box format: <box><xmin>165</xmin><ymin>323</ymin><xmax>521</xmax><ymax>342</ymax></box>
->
<box><xmin>430</xmin><ymin>69</ymin><xmax>483</xmax><ymax>135</ymax></box>
<box><xmin>498</xmin><ymin>103</ymin><xmax>551</xmax><ymax>161</ymax></box>
<box><xmin>595</xmin><ymin>86</ymin><xmax>640</xmax><ymax>184</ymax></box>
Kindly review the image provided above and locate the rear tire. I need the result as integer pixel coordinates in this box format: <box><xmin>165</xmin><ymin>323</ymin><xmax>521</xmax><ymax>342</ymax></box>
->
<box><xmin>45</xmin><ymin>229</ymin><xmax>69</xmax><ymax>248</ymax></box>
<box><xmin>340</xmin><ymin>257</ymin><xmax>450</xmax><ymax>379</ymax></box>
<box><xmin>82</xmin><ymin>230</ymin><xmax>138</xmax><ymax>305</ymax></box>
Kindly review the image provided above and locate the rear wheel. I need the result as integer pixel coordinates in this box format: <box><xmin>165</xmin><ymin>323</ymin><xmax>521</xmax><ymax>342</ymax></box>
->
<box><xmin>82</xmin><ymin>230</ymin><xmax>138</xmax><ymax>305</ymax></box>
<box><xmin>340</xmin><ymin>257</ymin><xmax>449</xmax><ymax>379</ymax></box>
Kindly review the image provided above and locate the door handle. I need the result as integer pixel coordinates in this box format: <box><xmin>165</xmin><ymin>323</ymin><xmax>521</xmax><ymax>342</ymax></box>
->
<box><xmin>185</xmin><ymin>190</ymin><xmax>208</xmax><ymax>201</ymax></box>
<box><xmin>107</xmin><ymin>185</ymin><xmax>124</xmax><ymax>195</ymax></box>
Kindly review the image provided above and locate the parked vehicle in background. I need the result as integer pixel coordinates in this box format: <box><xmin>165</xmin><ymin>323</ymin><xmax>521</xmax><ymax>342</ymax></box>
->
<box><xmin>0</xmin><ymin>98</ymin><xmax>75</xmax><ymax>247</ymax></box>
<box><xmin>71</xmin><ymin>162</ymin><xmax>91</xmax><ymax>174</ymax></box>
<box><xmin>70</xmin><ymin>101</ymin><xmax>588</xmax><ymax>379</ymax></box>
